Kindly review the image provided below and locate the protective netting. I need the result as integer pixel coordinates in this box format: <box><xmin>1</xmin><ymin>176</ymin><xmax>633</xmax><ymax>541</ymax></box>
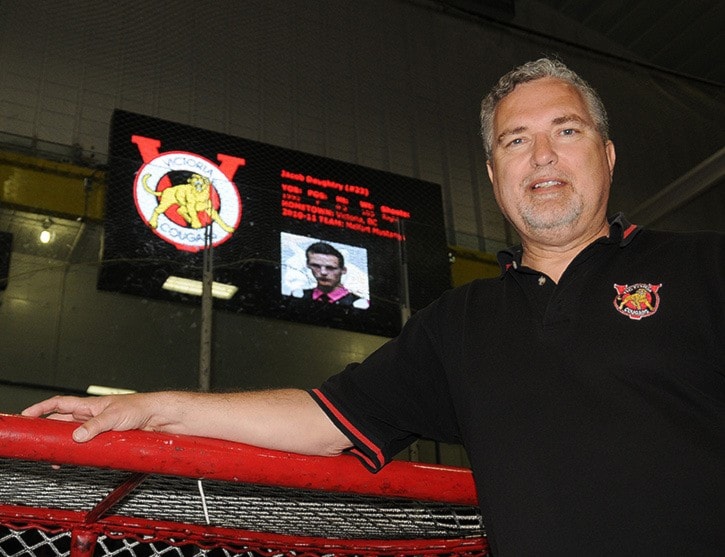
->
<box><xmin>2</xmin><ymin>1</ymin><xmax>457</xmax><ymax>344</ymax></box>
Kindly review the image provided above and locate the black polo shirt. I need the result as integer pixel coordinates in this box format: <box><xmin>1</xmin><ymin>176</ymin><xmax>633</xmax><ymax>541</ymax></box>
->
<box><xmin>311</xmin><ymin>214</ymin><xmax>724</xmax><ymax>556</ymax></box>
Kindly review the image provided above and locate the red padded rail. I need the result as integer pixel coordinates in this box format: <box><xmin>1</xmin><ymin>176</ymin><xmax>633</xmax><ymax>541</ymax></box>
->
<box><xmin>0</xmin><ymin>413</ymin><xmax>478</xmax><ymax>505</ymax></box>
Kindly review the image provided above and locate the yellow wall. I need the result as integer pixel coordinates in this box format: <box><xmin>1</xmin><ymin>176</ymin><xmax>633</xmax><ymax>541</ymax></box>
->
<box><xmin>449</xmin><ymin>245</ymin><xmax>500</xmax><ymax>286</ymax></box>
<box><xmin>0</xmin><ymin>151</ymin><xmax>105</xmax><ymax>220</ymax></box>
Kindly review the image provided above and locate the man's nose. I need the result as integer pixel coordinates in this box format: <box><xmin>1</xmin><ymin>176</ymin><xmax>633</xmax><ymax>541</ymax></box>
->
<box><xmin>531</xmin><ymin>134</ymin><xmax>557</xmax><ymax>167</ymax></box>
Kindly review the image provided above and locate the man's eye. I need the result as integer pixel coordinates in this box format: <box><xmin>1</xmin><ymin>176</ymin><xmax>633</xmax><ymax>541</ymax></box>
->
<box><xmin>560</xmin><ymin>128</ymin><xmax>578</xmax><ymax>136</ymax></box>
<box><xmin>506</xmin><ymin>137</ymin><xmax>525</xmax><ymax>147</ymax></box>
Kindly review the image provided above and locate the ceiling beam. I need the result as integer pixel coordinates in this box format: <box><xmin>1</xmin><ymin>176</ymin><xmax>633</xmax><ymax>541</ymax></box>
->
<box><xmin>628</xmin><ymin>146</ymin><xmax>725</xmax><ymax>225</ymax></box>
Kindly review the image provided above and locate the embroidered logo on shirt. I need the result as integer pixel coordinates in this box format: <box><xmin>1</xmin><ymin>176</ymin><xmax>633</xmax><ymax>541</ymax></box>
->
<box><xmin>613</xmin><ymin>283</ymin><xmax>662</xmax><ymax>320</ymax></box>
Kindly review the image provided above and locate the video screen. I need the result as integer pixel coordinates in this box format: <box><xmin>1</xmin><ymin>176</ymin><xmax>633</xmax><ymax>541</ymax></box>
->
<box><xmin>99</xmin><ymin>110</ymin><xmax>450</xmax><ymax>337</ymax></box>
<box><xmin>280</xmin><ymin>233</ymin><xmax>370</xmax><ymax>310</ymax></box>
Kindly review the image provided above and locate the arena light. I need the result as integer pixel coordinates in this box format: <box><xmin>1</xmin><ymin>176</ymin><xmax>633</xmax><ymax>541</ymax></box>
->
<box><xmin>86</xmin><ymin>385</ymin><xmax>137</xmax><ymax>396</ymax></box>
<box><xmin>39</xmin><ymin>218</ymin><xmax>54</xmax><ymax>244</ymax></box>
<box><xmin>162</xmin><ymin>276</ymin><xmax>238</xmax><ymax>300</ymax></box>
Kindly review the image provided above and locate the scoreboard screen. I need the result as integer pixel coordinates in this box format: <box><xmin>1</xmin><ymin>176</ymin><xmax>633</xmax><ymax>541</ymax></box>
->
<box><xmin>99</xmin><ymin>110</ymin><xmax>450</xmax><ymax>337</ymax></box>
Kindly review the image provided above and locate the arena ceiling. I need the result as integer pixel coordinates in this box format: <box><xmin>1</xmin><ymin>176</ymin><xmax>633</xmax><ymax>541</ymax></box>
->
<box><xmin>534</xmin><ymin>0</ymin><xmax>723</xmax><ymax>86</ymax></box>
<box><xmin>434</xmin><ymin>0</ymin><xmax>724</xmax><ymax>86</ymax></box>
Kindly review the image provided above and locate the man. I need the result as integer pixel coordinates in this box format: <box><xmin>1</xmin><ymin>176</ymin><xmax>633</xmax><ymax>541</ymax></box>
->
<box><xmin>23</xmin><ymin>58</ymin><xmax>723</xmax><ymax>555</ymax></box>
<box><xmin>301</xmin><ymin>241</ymin><xmax>361</xmax><ymax>306</ymax></box>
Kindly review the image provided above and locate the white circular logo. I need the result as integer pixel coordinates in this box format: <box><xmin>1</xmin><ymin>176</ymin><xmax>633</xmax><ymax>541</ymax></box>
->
<box><xmin>133</xmin><ymin>151</ymin><xmax>242</xmax><ymax>252</ymax></box>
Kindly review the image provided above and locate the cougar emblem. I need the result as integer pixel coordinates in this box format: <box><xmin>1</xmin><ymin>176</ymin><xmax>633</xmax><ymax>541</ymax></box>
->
<box><xmin>142</xmin><ymin>172</ymin><xmax>234</xmax><ymax>233</ymax></box>
<box><xmin>613</xmin><ymin>283</ymin><xmax>662</xmax><ymax>320</ymax></box>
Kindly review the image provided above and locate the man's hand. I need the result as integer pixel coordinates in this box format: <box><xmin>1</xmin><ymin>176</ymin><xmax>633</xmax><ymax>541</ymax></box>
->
<box><xmin>21</xmin><ymin>393</ymin><xmax>171</xmax><ymax>442</ymax></box>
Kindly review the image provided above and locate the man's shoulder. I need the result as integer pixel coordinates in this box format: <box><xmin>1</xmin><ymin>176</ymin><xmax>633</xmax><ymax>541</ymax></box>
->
<box><xmin>337</xmin><ymin>291</ymin><xmax>361</xmax><ymax>304</ymax></box>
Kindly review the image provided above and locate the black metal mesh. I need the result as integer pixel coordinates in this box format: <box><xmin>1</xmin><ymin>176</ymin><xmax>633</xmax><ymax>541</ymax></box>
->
<box><xmin>0</xmin><ymin>458</ymin><xmax>482</xmax><ymax>539</ymax></box>
<box><xmin>0</xmin><ymin>527</ymin><xmax>260</xmax><ymax>557</ymax></box>
<box><xmin>0</xmin><ymin>526</ymin><xmax>71</xmax><ymax>557</ymax></box>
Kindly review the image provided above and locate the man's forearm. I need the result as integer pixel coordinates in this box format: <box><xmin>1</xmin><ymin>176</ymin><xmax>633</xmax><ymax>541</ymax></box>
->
<box><xmin>162</xmin><ymin>389</ymin><xmax>352</xmax><ymax>455</ymax></box>
<box><xmin>22</xmin><ymin>388</ymin><xmax>352</xmax><ymax>456</ymax></box>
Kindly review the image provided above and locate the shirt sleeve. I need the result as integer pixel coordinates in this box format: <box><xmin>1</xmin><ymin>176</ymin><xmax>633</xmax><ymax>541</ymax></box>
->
<box><xmin>309</xmin><ymin>295</ymin><xmax>464</xmax><ymax>472</ymax></box>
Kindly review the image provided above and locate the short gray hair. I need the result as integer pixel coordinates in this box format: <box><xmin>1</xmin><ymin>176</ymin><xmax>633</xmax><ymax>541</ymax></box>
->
<box><xmin>480</xmin><ymin>58</ymin><xmax>609</xmax><ymax>159</ymax></box>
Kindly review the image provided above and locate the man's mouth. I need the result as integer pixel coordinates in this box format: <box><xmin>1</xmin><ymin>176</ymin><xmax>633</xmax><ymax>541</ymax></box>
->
<box><xmin>531</xmin><ymin>179</ymin><xmax>563</xmax><ymax>190</ymax></box>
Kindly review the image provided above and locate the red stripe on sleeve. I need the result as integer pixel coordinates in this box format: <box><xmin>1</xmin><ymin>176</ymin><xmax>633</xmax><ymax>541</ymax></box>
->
<box><xmin>349</xmin><ymin>447</ymin><xmax>377</xmax><ymax>470</ymax></box>
<box><xmin>311</xmin><ymin>388</ymin><xmax>386</xmax><ymax>469</ymax></box>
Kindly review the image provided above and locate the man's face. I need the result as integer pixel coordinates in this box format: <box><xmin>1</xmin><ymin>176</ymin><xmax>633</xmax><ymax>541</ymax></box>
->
<box><xmin>307</xmin><ymin>252</ymin><xmax>345</xmax><ymax>291</ymax></box>
<box><xmin>486</xmin><ymin>77</ymin><xmax>616</xmax><ymax>247</ymax></box>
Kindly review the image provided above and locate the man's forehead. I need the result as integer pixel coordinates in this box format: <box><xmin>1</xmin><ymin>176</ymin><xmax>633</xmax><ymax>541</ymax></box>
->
<box><xmin>497</xmin><ymin>113</ymin><xmax>592</xmax><ymax>139</ymax></box>
<box><xmin>307</xmin><ymin>252</ymin><xmax>341</xmax><ymax>265</ymax></box>
<box><xmin>494</xmin><ymin>80</ymin><xmax>592</xmax><ymax>134</ymax></box>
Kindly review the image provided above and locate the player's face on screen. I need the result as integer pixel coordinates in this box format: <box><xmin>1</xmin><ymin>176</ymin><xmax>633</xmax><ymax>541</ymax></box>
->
<box><xmin>307</xmin><ymin>253</ymin><xmax>345</xmax><ymax>291</ymax></box>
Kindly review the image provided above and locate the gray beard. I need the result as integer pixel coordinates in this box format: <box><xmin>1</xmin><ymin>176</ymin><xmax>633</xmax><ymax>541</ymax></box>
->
<box><xmin>519</xmin><ymin>194</ymin><xmax>583</xmax><ymax>232</ymax></box>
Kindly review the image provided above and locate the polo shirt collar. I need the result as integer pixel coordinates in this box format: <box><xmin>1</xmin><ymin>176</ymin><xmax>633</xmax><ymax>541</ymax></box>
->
<box><xmin>312</xmin><ymin>286</ymin><xmax>350</xmax><ymax>302</ymax></box>
<box><xmin>496</xmin><ymin>212</ymin><xmax>641</xmax><ymax>272</ymax></box>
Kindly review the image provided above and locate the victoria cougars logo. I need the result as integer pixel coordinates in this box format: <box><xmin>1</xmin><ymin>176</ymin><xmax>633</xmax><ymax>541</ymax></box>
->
<box><xmin>132</xmin><ymin>135</ymin><xmax>245</xmax><ymax>252</ymax></box>
<box><xmin>613</xmin><ymin>283</ymin><xmax>662</xmax><ymax>320</ymax></box>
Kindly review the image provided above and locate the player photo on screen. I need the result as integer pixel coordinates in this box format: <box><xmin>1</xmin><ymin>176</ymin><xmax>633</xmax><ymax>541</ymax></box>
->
<box><xmin>280</xmin><ymin>232</ymin><xmax>370</xmax><ymax>310</ymax></box>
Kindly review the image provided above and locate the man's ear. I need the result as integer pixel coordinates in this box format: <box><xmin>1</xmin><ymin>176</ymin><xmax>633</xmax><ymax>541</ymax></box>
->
<box><xmin>605</xmin><ymin>140</ymin><xmax>616</xmax><ymax>178</ymax></box>
<box><xmin>486</xmin><ymin>159</ymin><xmax>494</xmax><ymax>184</ymax></box>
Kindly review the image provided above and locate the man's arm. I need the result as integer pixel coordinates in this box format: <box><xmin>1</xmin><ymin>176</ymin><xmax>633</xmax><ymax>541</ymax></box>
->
<box><xmin>21</xmin><ymin>389</ymin><xmax>353</xmax><ymax>456</ymax></box>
